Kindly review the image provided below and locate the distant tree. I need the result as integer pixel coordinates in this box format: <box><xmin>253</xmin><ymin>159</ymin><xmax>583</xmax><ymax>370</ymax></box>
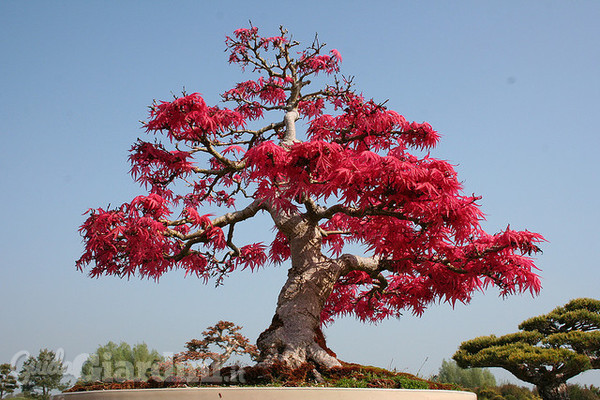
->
<box><xmin>477</xmin><ymin>384</ymin><xmax>539</xmax><ymax>400</ymax></box>
<box><xmin>175</xmin><ymin>321</ymin><xmax>259</xmax><ymax>374</ymax></box>
<box><xmin>567</xmin><ymin>384</ymin><xmax>600</xmax><ymax>400</ymax></box>
<box><xmin>434</xmin><ymin>359</ymin><xmax>496</xmax><ymax>389</ymax></box>
<box><xmin>454</xmin><ymin>298</ymin><xmax>600</xmax><ymax>400</ymax></box>
<box><xmin>497</xmin><ymin>383</ymin><xmax>540</xmax><ymax>400</ymax></box>
<box><xmin>18</xmin><ymin>349</ymin><xmax>67</xmax><ymax>400</ymax></box>
<box><xmin>0</xmin><ymin>364</ymin><xmax>18</xmax><ymax>399</ymax></box>
<box><xmin>80</xmin><ymin>342</ymin><xmax>164</xmax><ymax>382</ymax></box>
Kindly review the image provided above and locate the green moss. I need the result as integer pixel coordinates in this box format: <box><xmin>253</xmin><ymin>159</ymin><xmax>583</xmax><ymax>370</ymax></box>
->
<box><xmin>393</xmin><ymin>376</ymin><xmax>430</xmax><ymax>389</ymax></box>
<box><xmin>66</xmin><ymin>362</ymin><xmax>459</xmax><ymax>391</ymax></box>
<box><xmin>333</xmin><ymin>377</ymin><xmax>369</xmax><ymax>388</ymax></box>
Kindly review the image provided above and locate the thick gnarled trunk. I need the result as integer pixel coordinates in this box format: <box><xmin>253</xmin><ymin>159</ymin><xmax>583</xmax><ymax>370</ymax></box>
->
<box><xmin>255</xmin><ymin>110</ymin><xmax>348</xmax><ymax>369</ymax></box>
<box><xmin>257</xmin><ymin>213</ymin><xmax>344</xmax><ymax>369</ymax></box>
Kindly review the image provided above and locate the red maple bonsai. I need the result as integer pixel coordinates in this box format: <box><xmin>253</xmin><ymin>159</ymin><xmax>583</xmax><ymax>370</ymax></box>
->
<box><xmin>78</xmin><ymin>26</ymin><xmax>544</xmax><ymax>370</ymax></box>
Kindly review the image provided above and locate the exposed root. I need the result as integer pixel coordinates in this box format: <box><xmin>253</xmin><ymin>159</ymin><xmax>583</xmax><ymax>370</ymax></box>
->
<box><xmin>257</xmin><ymin>315</ymin><xmax>342</xmax><ymax>370</ymax></box>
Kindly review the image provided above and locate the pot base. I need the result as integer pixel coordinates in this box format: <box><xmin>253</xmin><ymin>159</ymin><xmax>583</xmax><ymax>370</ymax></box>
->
<box><xmin>55</xmin><ymin>387</ymin><xmax>476</xmax><ymax>400</ymax></box>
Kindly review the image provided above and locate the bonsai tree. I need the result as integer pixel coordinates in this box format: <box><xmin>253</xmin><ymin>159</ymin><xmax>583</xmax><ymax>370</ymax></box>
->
<box><xmin>0</xmin><ymin>364</ymin><xmax>18</xmax><ymax>399</ymax></box>
<box><xmin>77</xmin><ymin>25</ymin><xmax>544</xmax><ymax>370</ymax></box>
<box><xmin>175</xmin><ymin>321</ymin><xmax>259</xmax><ymax>374</ymax></box>
<box><xmin>454</xmin><ymin>298</ymin><xmax>600</xmax><ymax>400</ymax></box>
<box><xmin>81</xmin><ymin>341</ymin><xmax>164</xmax><ymax>382</ymax></box>
<box><xmin>19</xmin><ymin>349</ymin><xmax>67</xmax><ymax>400</ymax></box>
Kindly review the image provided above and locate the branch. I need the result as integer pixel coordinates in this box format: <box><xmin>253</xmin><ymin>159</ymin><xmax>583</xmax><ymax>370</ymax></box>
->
<box><xmin>211</xmin><ymin>199</ymin><xmax>266</xmax><ymax>228</ymax></box>
<box><xmin>339</xmin><ymin>254</ymin><xmax>386</xmax><ymax>276</ymax></box>
<box><xmin>168</xmin><ymin>200</ymin><xmax>266</xmax><ymax>261</ymax></box>
<box><xmin>338</xmin><ymin>254</ymin><xmax>390</xmax><ymax>298</ymax></box>
<box><xmin>225</xmin><ymin>223</ymin><xmax>240</xmax><ymax>258</ymax></box>
<box><xmin>299</xmin><ymin>88</ymin><xmax>328</xmax><ymax>101</ymax></box>
<box><xmin>301</xmin><ymin>196</ymin><xmax>328</xmax><ymax>220</ymax></box>
<box><xmin>317</xmin><ymin>204</ymin><xmax>422</xmax><ymax>225</ymax></box>
<box><xmin>192</xmin><ymin>167</ymin><xmax>226</xmax><ymax>175</ymax></box>
<box><xmin>253</xmin><ymin>121</ymin><xmax>286</xmax><ymax>136</ymax></box>
<box><xmin>199</xmin><ymin>138</ymin><xmax>243</xmax><ymax>170</ymax></box>
<box><xmin>225</xmin><ymin>95</ymin><xmax>286</xmax><ymax>112</ymax></box>
<box><xmin>318</xmin><ymin>227</ymin><xmax>351</xmax><ymax>237</ymax></box>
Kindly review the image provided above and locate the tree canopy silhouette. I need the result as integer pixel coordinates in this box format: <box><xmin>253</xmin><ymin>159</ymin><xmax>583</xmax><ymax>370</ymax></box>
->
<box><xmin>78</xmin><ymin>26</ymin><xmax>543</xmax><ymax>369</ymax></box>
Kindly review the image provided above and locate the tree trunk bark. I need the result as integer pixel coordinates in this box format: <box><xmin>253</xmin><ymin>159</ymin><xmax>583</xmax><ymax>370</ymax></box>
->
<box><xmin>256</xmin><ymin>214</ymin><xmax>344</xmax><ymax>369</ymax></box>
<box><xmin>537</xmin><ymin>382</ymin><xmax>569</xmax><ymax>400</ymax></box>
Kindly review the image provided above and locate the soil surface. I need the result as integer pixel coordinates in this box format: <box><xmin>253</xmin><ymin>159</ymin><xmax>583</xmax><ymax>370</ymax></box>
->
<box><xmin>66</xmin><ymin>362</ymin><xmax>460</xmax><ymax>392</ymax></box>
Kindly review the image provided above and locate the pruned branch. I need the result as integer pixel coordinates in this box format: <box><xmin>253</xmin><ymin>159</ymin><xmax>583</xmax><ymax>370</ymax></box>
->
<box><xmin>167</xmin><ymin>200</ymin><xmax>266</xmax><ymax>261</ymax></box>
<box><xmin>318</xmin><ymin>204</ymin><xmax>422</xmax><ymax>225</ymax></box>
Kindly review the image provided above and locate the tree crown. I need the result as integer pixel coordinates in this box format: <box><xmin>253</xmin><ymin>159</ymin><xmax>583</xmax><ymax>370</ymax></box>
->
<box><xmin>434</xmin><ymin>359</ymin><xmax>496</xmax><ymax>389</ymax></box>
<box><xmin>81</xmin><ymin>341</ymin><xmax>164</xmax><ymax>382</ymax></box>
<box><xmin>77</xmin><ymin>25</ymin><xmax>543</xmax><ymax>324</ymax></box>
<box><xmin>18</xmin><ymin>349</ymin><xmax>67</xmax><ymax>400</ymax></box>
<box><xmin>0</xmin><ymin>363</ymin><xmax>18</xmax><ymax>399</ymax></box>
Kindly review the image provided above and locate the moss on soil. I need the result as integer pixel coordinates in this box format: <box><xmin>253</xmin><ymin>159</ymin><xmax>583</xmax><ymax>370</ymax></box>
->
<box><xmin>65</xmin><ymin>361</ymin><xmax>460</xmax><ymax>392</ymax></box>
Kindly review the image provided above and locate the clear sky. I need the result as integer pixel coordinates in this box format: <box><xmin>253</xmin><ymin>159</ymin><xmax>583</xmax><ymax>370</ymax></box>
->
<box><xmin>1</xmin><ymin>0</ymin><xmax>599</xmax><ymax>387</ymax></box>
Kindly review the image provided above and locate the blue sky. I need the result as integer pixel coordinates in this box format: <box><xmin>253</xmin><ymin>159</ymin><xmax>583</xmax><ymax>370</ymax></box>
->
<box><xmin>1</xmin><ymin>0</ymin><xmax>599</xmax><ymax>387</ymax></box>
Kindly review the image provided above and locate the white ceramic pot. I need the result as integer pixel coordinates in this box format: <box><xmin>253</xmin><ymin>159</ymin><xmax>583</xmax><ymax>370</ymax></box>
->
<box><xmin>55</xmin><ymin>387</ymin><xmax>476</xmax><ymax>400</ymax></box>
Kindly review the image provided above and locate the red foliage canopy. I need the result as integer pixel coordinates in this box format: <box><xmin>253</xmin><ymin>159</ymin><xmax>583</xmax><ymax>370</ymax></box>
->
<box><xmin>77</xmin><ymin>26</ymin><xmax>543</xmax><ymax>324</ymax></box>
